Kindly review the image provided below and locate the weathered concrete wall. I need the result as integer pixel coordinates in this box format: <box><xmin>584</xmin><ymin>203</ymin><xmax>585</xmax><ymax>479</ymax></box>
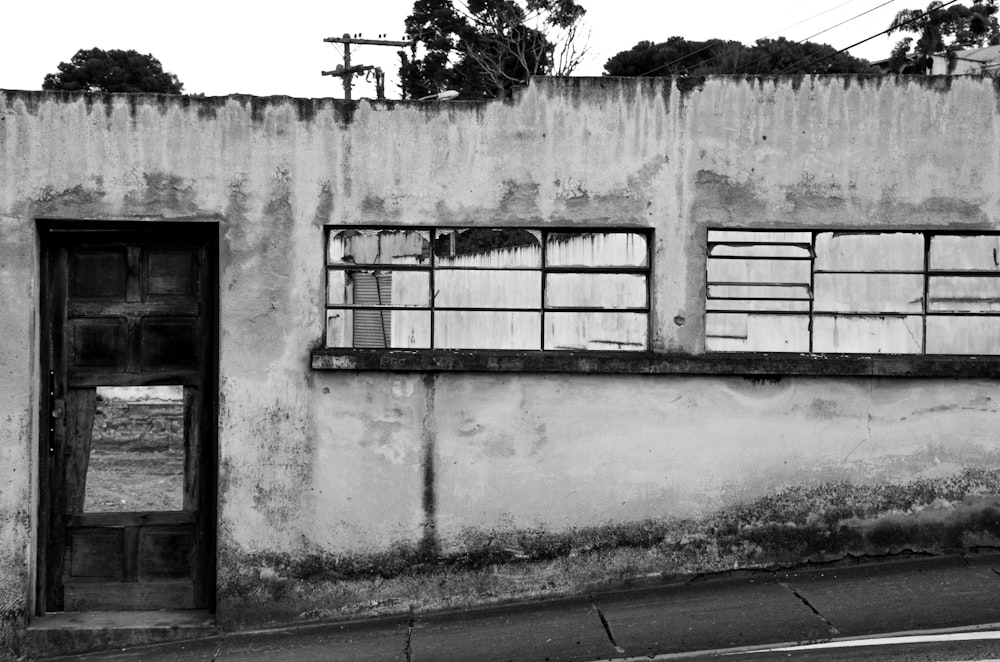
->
<box><xmin>2</xmin><ymin>76</ymin><xmax>1000</xmax><ymax>642</ymax></box>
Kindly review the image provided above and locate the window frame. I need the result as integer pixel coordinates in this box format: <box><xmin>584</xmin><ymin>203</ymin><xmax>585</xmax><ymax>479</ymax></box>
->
<box><xmin>323</xmin><ymin>225</ymin><xmax>653</xmax><ymax>352</ymax></box>
<box><xmin>705</xmin><ymin>228</ymin><xmax>1000</xmax><ymax>356</ymax></box>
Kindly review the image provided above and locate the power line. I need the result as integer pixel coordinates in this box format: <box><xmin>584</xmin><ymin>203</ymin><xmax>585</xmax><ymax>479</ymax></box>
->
<box><xmin>761</xmin><ymin>0</ymin><xmax>871</xmax><ymax>40</ymax></box>
<box><xmin>738</xmin><ymin>0</ymin><xmax>896</xmax><ymax>75</ymax></box>
<box><xmin>793</xmin><ymin>0</ymin><xmax>896</xmax><ymax>49</ymax></box>
<box><xmin>636</xmin><ymin>0</ymin><xmax>897</xmax><ymax>77</ymax></box>
<box><xmin>775</xmin><ymin>0</ymin><xmax>961</xmax><ymax>74</ymax></box>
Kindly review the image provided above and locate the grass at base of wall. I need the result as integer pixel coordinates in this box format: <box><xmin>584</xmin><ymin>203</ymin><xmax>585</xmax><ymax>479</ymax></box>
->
<box><xmin>218</xmin><ymin>467</ymin><xmax>1000</xmax><ymax>629</ymax></box>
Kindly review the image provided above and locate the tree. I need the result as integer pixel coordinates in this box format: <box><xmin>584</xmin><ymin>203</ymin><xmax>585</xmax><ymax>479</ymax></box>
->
<box><xmin>398</xmin><ymin>0</ymin><xmax>588</xmax><ymax>100</ymax></box>
<box><xmin>603</xmin><ymin>37</ymin><xmax>876</xmax><ymax>77</ymax></box>
<box><xmin>887</xmin><ymin>1</ymin><xmax>1000</xmax><ymax>73</ymax></box>
<box><xmin>42</xmin><ymin>48</ymin><xmax>184</xmax><ymax>94</ymax></box>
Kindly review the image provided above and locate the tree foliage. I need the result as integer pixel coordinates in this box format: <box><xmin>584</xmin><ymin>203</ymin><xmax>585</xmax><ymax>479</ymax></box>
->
<box><xmin>42</xmin><ymin>48</ymin><xmax>184</xmax><ymax>94</ymax></box>
<box><xmin>887</xmin><ymin>0</ymin><xmax>1000</xmax><ymax>73</ymax></box>
<box><xmin>399</xmin><ymin>0</ymin><xmax>588</xmax><ymax>99</ymax></box>
<box><xmin>603</xmin><ymin>37</ymin><xmax>876</xmax><ymax>77</ymax></box>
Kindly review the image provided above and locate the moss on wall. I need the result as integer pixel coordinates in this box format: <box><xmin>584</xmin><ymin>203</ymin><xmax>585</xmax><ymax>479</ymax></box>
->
<box><xmin>217</xmin><ymin>467</ymin><xmax>1000</xmax><ymax>629</ymax></box>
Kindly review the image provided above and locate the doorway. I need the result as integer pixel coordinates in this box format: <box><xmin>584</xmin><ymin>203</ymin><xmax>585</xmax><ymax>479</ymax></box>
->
<box><xmin>37</xmin><ymin>222</ymin><xmax>217</xmax><ymax>613</ymax></box>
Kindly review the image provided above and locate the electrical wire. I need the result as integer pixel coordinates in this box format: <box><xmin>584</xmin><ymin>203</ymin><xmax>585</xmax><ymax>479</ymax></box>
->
<box><xmin>635</xmin><ymin>0</ymin><xmax>897</xmax><ymax>77</ymax></box>
<box><xmin>737</xmin><ymin>0</ymin><xmax>896</xmax><ymax>75</ymax></box>
<box><xmin>775</xmin><ymin>0</ymin><xmax>961</xmax><ymax>73</ymax></box>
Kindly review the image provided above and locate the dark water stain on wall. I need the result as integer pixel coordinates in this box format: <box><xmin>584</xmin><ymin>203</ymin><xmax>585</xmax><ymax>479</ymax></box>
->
<box><xmin>123</xmin><ymin>172</ymin><xmax>199</xmax><ymax>215</ymax></box>
<box><xmin>214</xmin><ymin>467</ymin><xmax>1000</xmax><ymax>629</ymax></box>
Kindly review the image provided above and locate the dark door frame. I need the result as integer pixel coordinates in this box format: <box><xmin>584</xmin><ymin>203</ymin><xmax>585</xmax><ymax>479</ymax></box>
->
<box><xmin>35</xmin><ymin>219</ymin><xmax>219</xmax><ymax>615</ymax></box>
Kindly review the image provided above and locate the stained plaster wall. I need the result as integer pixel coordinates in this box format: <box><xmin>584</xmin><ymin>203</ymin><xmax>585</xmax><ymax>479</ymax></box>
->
<box><xmin>1</xmin><ymin>76</ymin><xmax>1000</xmax><ymax>637</ymax></box>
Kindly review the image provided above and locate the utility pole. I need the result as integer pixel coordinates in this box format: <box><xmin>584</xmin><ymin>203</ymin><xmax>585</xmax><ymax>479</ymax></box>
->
<box><xmin>322</xmin><ymin>33</ymin><xmax>414</xmax><ymax>100</ymax></box>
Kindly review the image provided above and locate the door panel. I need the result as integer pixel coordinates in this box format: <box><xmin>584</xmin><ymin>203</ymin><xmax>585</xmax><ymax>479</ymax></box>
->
<box><xmin>40</xmin><ymin>225</ymin><xmax>216</xmax><ymax>613</ymax></box>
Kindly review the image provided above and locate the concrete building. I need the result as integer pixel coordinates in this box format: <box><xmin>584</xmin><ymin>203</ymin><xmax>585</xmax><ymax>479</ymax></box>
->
<box><xmin>2</xmin><ymin>74</ymin><xmax>1000</xmax><ymax>656</ymax></box>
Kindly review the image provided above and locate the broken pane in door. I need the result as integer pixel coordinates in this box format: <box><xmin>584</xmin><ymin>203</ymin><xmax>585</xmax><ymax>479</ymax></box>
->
<box><xmin>84</xmin><ymin>386</ymin><xmax>185</xmax><ymax>513</ymax></box>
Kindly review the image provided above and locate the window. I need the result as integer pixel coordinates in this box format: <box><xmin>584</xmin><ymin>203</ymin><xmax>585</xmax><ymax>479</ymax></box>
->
<box><xmin>325</xmin><ymin>227</ymin><xmax>650</xmax><ymax>351</ymax></box>
<box><xmin>706</xmin><ymin>230</ymin><xmax>1000</xmax><ymax>355</ymax></box>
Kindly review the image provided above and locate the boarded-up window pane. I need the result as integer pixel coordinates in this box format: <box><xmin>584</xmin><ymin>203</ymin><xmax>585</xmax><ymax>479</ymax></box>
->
<box><xmin>706</xmin><ymin>299</ymin><xmax>810</xmax><ymax>312</ymax></box>
<box><xmin>929</xmin><ymin>235</ymin><xmax>1000</xmax><ymax>271</ymax></box>
<box><xmin>435</xmin><ymin>229</ymin><xmax>541</xmax><ymax>267</ymax></box>
<box><xmin>546</xmin><ymin>232</ymin><xmax>647</xmax><ymax>267</ymax></box>
<box><xmin>435</xmin><ymin>270</ymin><xmax>541</xmax><ymax>308</ymax></box>
<box><xmin>705</xmin><ymin>313</ymin><xmax>810</xmax><ymax>352</ymax></box>
<box><xmin>927</xmin><ymin>316</ymin><xmax>1000</xmax><ymax>354</ymax></box>
<box><xmin>928</xmin><ymin>276</ymin><xmax>1000</xmax><ymax>312</ymax></box>
<box><xmin>707</xmin><ymin>258</ymin><xmax>811</xmax><ymax>284</ymax></box>
<box><xmin>709</xmin><ymin>244</ymin><xmax>810</xmax><ymax>258</ymax></box>
<box><xmin>707</xmin><ymin>284</ymin><xmax>811</xmax><ymax>300</ymax></box>
<box><xmin>328</xmin><ymin>229</ymin><xmax>430</xmax><ymax>265</ymax></box>
<box><xmin>545</xmin><ymin>273</ymin><xmax>646</xmax><ymax>309</ymax></box>
<box><xmin>708</xmin><ymin>231</ymin><xmax>811</xmax><ymax>244</ymax></box>
<box><xmin>813</xmin><ymin>273</ymin><xmax>924</xmax><ymax>313</ymax></box>
<box><xmin>815</xmin><ymin>233</ymin><xmax>923</xmax><ymax>272</ymax></box>
<box><xmin>544</xmin><ymin>312</ymin><xmax>647</xmax><ymax>351</ymax></box>
<box><xmin>326</xmin><ymin>309</ymin><xmax>431</xmax><ymax>349</ymax></box>
<box><xmin>435</xmin><ymin>311</ymin><xmax>541</xmax><ymax>350</ymax></box>
<box><xmin>327</xmin><ymin>270</ymin><xmax>429</xmax><ymax>308</ymax></box>
<box><xmin>812</xmin><ymin>315</ymin><xmax>922</xmax><ymax>354</ymax></box>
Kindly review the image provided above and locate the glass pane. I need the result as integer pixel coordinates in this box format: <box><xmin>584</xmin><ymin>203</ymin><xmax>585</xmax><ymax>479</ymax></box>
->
<box><xmin>85</xmin><ymin>386</ymin><xmax>184</xmax><ymax>513</ymax></box>
<box><xmin>434</xmin><ymin>229</ymin><xmax>541</xmax><ymax>267</ymax></box>
<box><xmin>327</xmin><ymin>269</ymin><xmax>430</xmax><ymax>307</ymax></box>
<box><xmin>930</xmin><ymin>235</ymin><xmax>1000</xmax><ymax>271</ymax></box>
<box><xmin>705</xmin><ymin>313</ymin><xmax>810</xmax><ymax>352</ymax></box>
<box><xmin>328</xmin><ymin>229</ymin><xmax>430</xmax><ymax>266</ymax></box>
<box><xmin>544</xmin><ymin>312</ymin><xmax>647</xmax><ymax>351</ymax></box>
<box><xmin>545</xmin><ymin>273</ymin><xmax>646</xmax><ymax>309</ymax></box>
<box><xmin>812</xmin><ymin>315</ymin><xmax>923</xmax><ymax>354</ymax></box>
<box><xmin>814</xmin><ymin>232</ymin><xmax>923</xmax><ymax>272</ymax></box>
<box><xmin>435</xmin><ymin>311</ymin><xmax>541</xmax><ymax>349</ymax></box>
<box><xmin>326</xmin><ymin>309</ymin><xmax>430</xmax><ymax>348</ymax></box>
<box><xmin>546</xmin><ymin>232</ymin><xmax>647</xmax><ymax>267</ymax></box>
<box><xmin>435</xmin><ymin>270</ymin><xmax>541</xmax><ymax>308</ymax></box>
<box><xmin>813</xmin><ymin>273</ymin><xmax>924</xmax><ymax>313</ymax></box>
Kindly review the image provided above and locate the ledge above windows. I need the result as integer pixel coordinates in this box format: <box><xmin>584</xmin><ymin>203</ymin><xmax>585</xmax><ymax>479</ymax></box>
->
<box><xmin>311</xmin><ymin>348</ymin><xmax>1000</xmax><ymax>377</ymax></box>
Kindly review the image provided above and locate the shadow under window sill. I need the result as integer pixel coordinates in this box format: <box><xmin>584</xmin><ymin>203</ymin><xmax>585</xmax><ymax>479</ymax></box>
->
<box><xmin>311</xmin><ymin>348</ymin><xmax>1000</xmax><ymax>377</ymax></box>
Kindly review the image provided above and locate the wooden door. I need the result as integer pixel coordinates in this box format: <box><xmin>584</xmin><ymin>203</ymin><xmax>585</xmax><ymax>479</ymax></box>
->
<box><xmin>39</xmin><ymin>225</ymin><xmax>216</xmax><ymax>612</ymax></box>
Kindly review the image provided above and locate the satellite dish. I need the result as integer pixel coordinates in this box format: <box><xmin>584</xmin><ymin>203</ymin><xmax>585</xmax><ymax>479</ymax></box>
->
<box><xmin>418</xmin><ymin>90</ymin><xmax>460</xmax><ymax>101</ymax></box>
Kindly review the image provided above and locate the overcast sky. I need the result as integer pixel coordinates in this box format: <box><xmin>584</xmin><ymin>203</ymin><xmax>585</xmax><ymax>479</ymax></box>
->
<box><xmin>3</xmin><ymin>0</ymin><xmax>909</xmax><ymax>99</ymax></box>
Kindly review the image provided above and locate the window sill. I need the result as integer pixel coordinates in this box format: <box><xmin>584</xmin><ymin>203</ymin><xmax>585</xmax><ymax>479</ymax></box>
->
<box><xmin>311</xmin><ymin>349</ymin><xmax>1000</xmax><ymax>377</ymax></box>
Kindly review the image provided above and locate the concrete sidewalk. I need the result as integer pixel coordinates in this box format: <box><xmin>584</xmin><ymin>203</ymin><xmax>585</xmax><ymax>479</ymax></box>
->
<box><xmin>35</xmin><ymin>553</ymin><xmax>1000</xmax><ymax>661</ymax></box>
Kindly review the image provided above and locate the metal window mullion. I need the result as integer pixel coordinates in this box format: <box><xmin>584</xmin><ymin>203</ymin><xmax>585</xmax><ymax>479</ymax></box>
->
<box><xmin>541</xmin><ymin>229</ymin><xmax>547</xmax><ymax>350</ymax></box>
<box><xmin>430</xmin><ymin>229</ymin><xmax>436</xmax><ymax>349</ymax></box>
<box><xmin>922</xmin><ymin>232</ymin><xmax>930</xmax><ymax>355</ymax></box>
<box><xmin>809</xmin><ymin>230</ymin><xmax>816</xmax><ymax>353</ymax></box>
